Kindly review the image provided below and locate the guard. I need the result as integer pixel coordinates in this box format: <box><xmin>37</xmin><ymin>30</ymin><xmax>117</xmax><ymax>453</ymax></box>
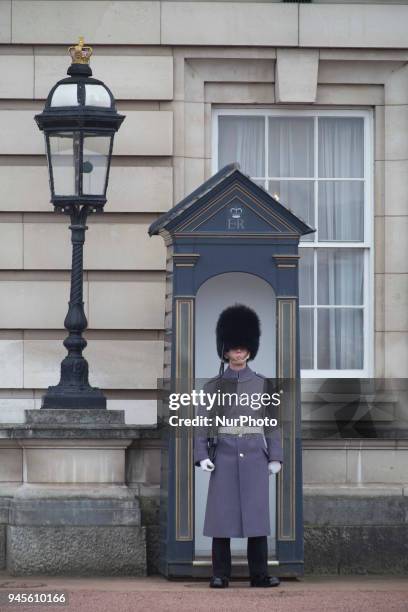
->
<box><xmin>194</xmin><ymin>303</ymin><xmax>283</xmax><ymax>588</ymax></box>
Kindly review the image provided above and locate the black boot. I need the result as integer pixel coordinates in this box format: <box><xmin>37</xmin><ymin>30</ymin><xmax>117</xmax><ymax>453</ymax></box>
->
<box><xmin>210</xmin><ymin>575</ymin><xmax>229</xmax><ymax>588</ymax></box>
<box><xmin>250</xmin><ymin>574</ymin><xmax>280</xmax><ymax>587</ymax></box>
<box><xmin>211</xmin><ymin>537</ymin><xmax>231</xmax><ymax>588</ymax></box>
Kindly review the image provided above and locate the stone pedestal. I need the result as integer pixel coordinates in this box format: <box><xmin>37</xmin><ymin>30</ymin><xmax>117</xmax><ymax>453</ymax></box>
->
<box><xmin>7</xmin><ymin>483</ymin><xmax>146</xmax><ymax>575</ymax></box>
<box><xmin>0</xmin><ymin>409</ymin><xmax>151</xmax><ymax>576</ymax></box>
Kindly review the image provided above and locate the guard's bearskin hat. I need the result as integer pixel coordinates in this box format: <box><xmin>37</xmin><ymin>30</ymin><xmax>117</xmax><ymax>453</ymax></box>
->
<box><xmin>216</xmin><ymin>303</ymin><xmax>261</xmax><ymax>362</ymax></box>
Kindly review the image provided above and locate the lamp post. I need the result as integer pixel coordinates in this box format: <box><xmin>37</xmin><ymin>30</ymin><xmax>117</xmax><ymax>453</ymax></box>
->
<box><xmin>35</xmin><ymin>38</ymin><xmax>125</xmax><ymax>409</ymax></box>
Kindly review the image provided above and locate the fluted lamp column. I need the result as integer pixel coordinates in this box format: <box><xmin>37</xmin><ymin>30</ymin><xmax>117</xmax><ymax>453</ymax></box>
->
<box><xmin>34</xmin><ymin>38</ymin><xmax>125</xmax><ymax>409</ymax></box>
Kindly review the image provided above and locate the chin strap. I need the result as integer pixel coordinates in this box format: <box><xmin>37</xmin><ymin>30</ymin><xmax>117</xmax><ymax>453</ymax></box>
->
<box><xmin>218</xmin><ymin>342</ymin><xmax>225</xmax><ymax>376</ymax></box>
<box><xmin>218</xmin><ymin>346</ymin><xmax>251</xmax><ymax>376</ymax></box>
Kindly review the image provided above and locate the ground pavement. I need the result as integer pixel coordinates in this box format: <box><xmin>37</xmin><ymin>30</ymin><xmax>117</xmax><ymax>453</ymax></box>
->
<box><xmin>0</xmin><ymin>573</ymin><xmax>407</xmax><ymax>612</ymax></box>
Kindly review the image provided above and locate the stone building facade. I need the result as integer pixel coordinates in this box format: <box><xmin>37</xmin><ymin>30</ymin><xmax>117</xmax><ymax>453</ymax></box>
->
<box><xmin>0</xmin><ymin>0</ymin><xmax>407</xmax><ymax>574</ymax></box>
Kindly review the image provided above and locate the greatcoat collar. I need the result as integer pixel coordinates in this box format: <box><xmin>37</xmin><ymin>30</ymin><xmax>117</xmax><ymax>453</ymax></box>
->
<box><xmin>222</xmin><ymin>363</ymin><xmax>256</xmax><ymax>382</ymax></box>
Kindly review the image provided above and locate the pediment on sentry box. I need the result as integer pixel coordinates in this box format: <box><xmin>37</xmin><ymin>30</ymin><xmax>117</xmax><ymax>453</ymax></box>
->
<box><xmin>176</xmin><ymin>187</ymin><xmax>292</xmax><ymax>235</ymax></box>
<box><xmin>148</xmin><ymin>163</ymin><xmax>315</xmax><ymax>238</ymax></box>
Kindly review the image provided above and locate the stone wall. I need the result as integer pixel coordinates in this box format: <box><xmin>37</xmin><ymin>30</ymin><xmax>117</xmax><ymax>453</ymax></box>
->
<box><xmin>126</xmin><ymin>436</ymin><xmax>161</xmax><ymax>574</ymax></box>
<box><xmin>303</xmin><ymin>439</ymin><xmax>408</xmax><ymax>574</ymax></box>
<box><xmin>304</xmin><ymin>488</ymin><xmax>408</xmax><ymax>575</ymax></box>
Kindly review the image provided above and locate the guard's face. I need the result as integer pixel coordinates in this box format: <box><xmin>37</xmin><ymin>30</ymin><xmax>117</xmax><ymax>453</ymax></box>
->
<box><xmin>224</xmin><ymin>346</ymin><xmax>250</xmax><ymax>365</ymax></box>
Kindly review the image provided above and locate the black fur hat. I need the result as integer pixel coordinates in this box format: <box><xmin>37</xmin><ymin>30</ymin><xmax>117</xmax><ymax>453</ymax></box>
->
<box><xmin>216</xmin><ymin>303</ymin><xmax>261</xmax><ymax>362</ymax></box>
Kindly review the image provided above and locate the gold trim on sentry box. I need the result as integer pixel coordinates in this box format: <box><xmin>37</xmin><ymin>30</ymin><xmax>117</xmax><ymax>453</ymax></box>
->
<box><xmin>173</xmin><ymin>254</ymin><xmax>200</xmax><ymax>268</ymax></box>
<box><xmin>174</xmin><ymin>232</ymin><xmax>296</xmax><ymax>238</ymax></box>
<box><xmin>192</xmin><ymin>560</ymin><xmax>280</xmax><ymax>566</ymax></box>
<box><xmin>277</xmin><ymin>298</ymin><xmax>296</xmax><ymax>542</ymax></box>
<box><xmin>273</xmin><ymin>254</ymin><xmax>300</xmax><ymax>269</ymax></box>
<box><xmin>176</xmin><ymin>183</ymin><xmax>299</xmax><ymax>235</ymax></box>
<box><xmin>175</xmin><ymin>297</ymin><xmax>194</xmax><ymax>541</ymax></box>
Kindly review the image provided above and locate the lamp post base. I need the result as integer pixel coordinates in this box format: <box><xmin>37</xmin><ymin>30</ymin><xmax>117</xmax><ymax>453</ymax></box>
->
<box><xmin>26</xmin><ymin>408</ymin><xmax>122</xmax><ymax>425</ymax></box>
<box><xmin>41</xmin><ymin>386</ymin><xmax>107</xmax><ymax>410</ymax></box>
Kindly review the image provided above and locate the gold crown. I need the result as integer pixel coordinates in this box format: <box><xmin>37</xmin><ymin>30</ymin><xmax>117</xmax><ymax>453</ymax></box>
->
<box><xmin>68</xmin><ymin>37</ymin><xmax>93</xmax><ymax>65</ymax></box>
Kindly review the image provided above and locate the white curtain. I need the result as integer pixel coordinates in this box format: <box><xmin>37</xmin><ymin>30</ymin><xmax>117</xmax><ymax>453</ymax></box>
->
<box><xmin>299</xmin><ymin>247</ymin><xmax>314</xmax><ymax>370</ymax></box>
<box><xmin>317</xmin><ymin>117</ymin><xmax>365</xmax><ymax>370</ymax></box>
<box><xmin>318</xmin><ymin>249</ymin><xmax>363</xmax><ymax>306</ymax></box>
<box><xmin>318</xmin><ymin>117</ymin><xmax>364</xmax><ymax>178</ymax></box>
<box><xmin>317</xmin><ymin>249</ymin><xmax>364</xmax><ymax>369</ymax></box>
<box><xmin>268</xmin><ymin>117</ymin><xmax>314</xmax><ymax>247</ymax></box>
<box><xmin>299</xmin><ymin>248</ymin><xmax>314</xmax><ymax>306</ymax></box>
<box><xmin>319</xmin><ymin>181</ymin><xmax>364</xmax><ymax>241</ymax></box>
<box><xmin>218</xmin><ymin>115</ymin><xmax>265</xmax><ymax>176</ymax></box>
<box><xmin>269</xmin><ymin>116</ymin><xmax>314</xmax><ymax>178</ymax></box>
<box><xmin>269</xmin><ymin>180</ymin><xmax>314</xmax><ymax>241</ymax></box>
<box><xmin>300</xmin><ymin>309</ymin><xmax>314</xmax><ymax>370</ymax></box>
<box><xmin>318</xmin><ymin>308</ymin><xmax>363</xmax><ymax>370</ymax></box>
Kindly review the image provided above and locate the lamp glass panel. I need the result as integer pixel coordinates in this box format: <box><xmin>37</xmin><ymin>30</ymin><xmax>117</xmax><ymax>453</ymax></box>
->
<box><xmin>82</xmin><ymin>134</ymin><xmax>112</xmax><ymax>195</ymax></box>
<box><xmin>50</xmin><ymin>84</ymin><xmax>79</xmax><ymax>107</ymax></box>
<box><xmin>49</xmin><ymin>132</ymin><xmax>79</xmax><ymax>196</ymax></box>
<box><xmin>85</xmin><ymin>84</ymin><xmax>111</xmax><ymax>108</ymax></box>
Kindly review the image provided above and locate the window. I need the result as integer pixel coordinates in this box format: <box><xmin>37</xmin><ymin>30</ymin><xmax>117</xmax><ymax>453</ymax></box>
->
<box><xmin>213</xmin><ymin>109</ymin><xmax>373</xmax><ymax>378</ymax></box>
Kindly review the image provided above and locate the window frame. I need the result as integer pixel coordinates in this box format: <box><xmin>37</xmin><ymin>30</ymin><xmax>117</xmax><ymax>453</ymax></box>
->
<box><xmin>212</xmin><ymin>107</ymin><xmax>374</xmax><ymax>379</ymax></box>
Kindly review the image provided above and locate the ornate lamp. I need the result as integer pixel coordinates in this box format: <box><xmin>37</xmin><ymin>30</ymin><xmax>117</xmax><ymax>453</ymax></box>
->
<box><xmin>34</xmin><ymin>38</ymin><xmax>125</xmax><ymax>409</ymax></box>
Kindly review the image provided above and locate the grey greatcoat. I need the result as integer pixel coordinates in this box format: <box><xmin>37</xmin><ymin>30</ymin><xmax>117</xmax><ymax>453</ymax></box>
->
<box><xmin>193</xmin><ymin>364</ymin><xmax>283</xmax><ymax>538</ymax></box>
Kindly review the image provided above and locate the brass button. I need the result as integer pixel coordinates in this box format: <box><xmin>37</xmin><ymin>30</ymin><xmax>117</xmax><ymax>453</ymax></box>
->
<box><xmin>239</xmin><ymin>453</ymin><xmax>244</xmax><ymax>457</ymax></box>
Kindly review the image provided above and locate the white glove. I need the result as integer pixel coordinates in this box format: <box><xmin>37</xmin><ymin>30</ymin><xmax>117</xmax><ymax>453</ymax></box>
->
<box><xmin>200</xmin><ymin>458</ymin><xmax>215</xmax><ymax>472</ymax></box>
<box><xmin>268</xmin><ymin>461</ymin><xmax>282</xmax><ymax>475</ymax></box>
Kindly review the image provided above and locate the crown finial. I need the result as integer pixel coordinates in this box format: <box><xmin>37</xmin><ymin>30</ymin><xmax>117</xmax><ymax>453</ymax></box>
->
<box><xmin>68</xmin><ymin>37</ymin><xmax>93</xmax><ymax>65</ymax></box>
